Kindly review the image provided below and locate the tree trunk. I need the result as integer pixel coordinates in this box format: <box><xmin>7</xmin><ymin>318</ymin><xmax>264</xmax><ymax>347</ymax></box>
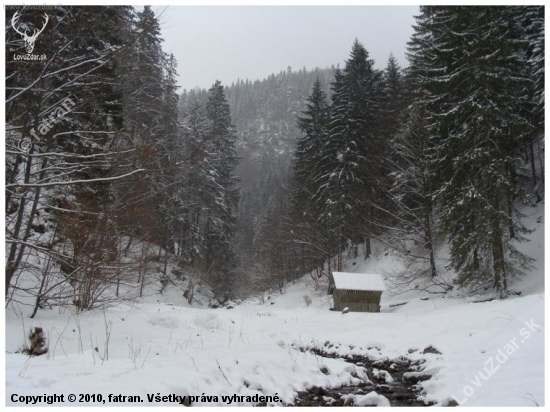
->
<box><xmin>491</xmin><ymin>196</ymin><xmax>507</xmax><ymax>298</ymax></box>
<box><xmin>123</xmin><ymin>236</ymin><xmax>133</xmax><ymax>255</ymax></box>
<box><xmin>527</xmin><ymin>139</ymin><xmax>542</xmax><ymax>203</ymax></box>
<box><xmin>537</xmin><ymin>137</ymin><xmax>544</xmax><ymax>186</ymax></box>
<box><xmin>507</xmin><ymin>167</ymin><xmax>517</xmax><ymax>238</ymax></box>
<box><xmin>529</xmin><ymin>137</ymin><xmax>537</xmax><ymax>188</ymax></box>
<box><xmin>30</xmin><ymin>254</ymin><xmax>51</xmax><ymax>318</ymax></box>
<box><xmin>163</xmin><ymin>247</ymin><xmax>169</xmax><ymax>277</ymax></box>
<box><xmin>5</xmin><ymin>152</ymin><xmax>23</xmax><ymax>213</ymax></box>
<box><xmin>6</xmin><ymin>143</ymin><xmax>47</xmax><ymax>297</ymax></box>
<box><xmin>423</xmin><ymin>202</ymin><xmax>437</xmax><ymax>278</ymax></box>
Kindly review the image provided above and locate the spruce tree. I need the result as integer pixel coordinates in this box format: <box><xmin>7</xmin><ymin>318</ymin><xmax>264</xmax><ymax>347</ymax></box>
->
<box><xmin>518</xmin><ymin>6</ymin><xmax>544</xmax><ymax>195</ymax></box>
<box><xmin>380</xmin><ymin>53</ymin><xmax>404</xmax><ymax>150</ymax></box>
<box><xmin>205</xmin><ymin>81</ymin><xmax>240</xmax><ymax>298</ymax></box>
<box><xmin>409</xmin><ymin>6</ymin><xmax>535</xmax><ymax>297</ymax></box>
<box><xmin>317</xmin><ymin>40</ymin><xmax>384</xmax><ymax>263</ymax></box>
<box><xmin>291</xmin><ymin>78</ymin><xmax>330</xmax><ymax>272</ymax></box>
<box><xmin>293</xmin><ymin>78</ymin><xmax>329</xmax><ymax>203</ymax></box>
<box><xmin>179</xmin><ymin>98</ymin><xmax>214</xmax><ymax>262</ymax></box>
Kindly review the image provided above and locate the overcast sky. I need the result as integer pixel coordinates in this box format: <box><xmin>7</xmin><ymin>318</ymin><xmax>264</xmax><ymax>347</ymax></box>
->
<box><xmin>156</xmin><ymin>6</ymin><xmax>418</xmax><ymax>91</ymax></box>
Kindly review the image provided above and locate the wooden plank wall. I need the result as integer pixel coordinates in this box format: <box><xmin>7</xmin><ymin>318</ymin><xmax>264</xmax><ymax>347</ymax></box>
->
<box><xmin>333</xmin><ymin>289</ymin><xmax>382</xmax><ymax>312</ymax></box>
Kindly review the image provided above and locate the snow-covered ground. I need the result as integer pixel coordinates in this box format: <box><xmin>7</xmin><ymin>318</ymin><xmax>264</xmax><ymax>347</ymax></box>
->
<box><xmin>5</xmin><ymin>205</ymin><xmax>544</xmax><ymax>407</ymax></box>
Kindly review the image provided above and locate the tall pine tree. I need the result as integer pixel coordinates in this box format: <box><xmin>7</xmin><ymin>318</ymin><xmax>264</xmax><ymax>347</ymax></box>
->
<box><xmin>204</xmin><ymin>81</ymin><xmax>240</xmax><ymax>298</ymax></box>
<box><xmin>409</xmin><ymin>6</ymin><xmax>534</xmax><ymax>297</ymax></box>
<box><xmin>316</xmin><ymin>40</ymin><xmax>384</xmax><ymax>265</ymax></box>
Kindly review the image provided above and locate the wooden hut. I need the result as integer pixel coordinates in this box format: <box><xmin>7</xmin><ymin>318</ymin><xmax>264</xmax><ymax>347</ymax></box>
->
<box><xmin>328</xmin><ymin>272</ymin><xmax>386</xmax><ymax>313</ymax></box>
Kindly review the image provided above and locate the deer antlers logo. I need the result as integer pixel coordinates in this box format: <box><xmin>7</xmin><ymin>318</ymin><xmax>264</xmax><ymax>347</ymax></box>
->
<box><xmin>11</xmin><ymin>11</ymin><xmax>49</xmax><ymax>54</ymax></box>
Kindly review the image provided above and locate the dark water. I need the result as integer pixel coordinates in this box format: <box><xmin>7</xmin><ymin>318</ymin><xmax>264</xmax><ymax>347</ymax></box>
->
<box><xmin>289</xmin><ymin>348</ymin><xmax>435</xmax><ymax>407</ymax></box>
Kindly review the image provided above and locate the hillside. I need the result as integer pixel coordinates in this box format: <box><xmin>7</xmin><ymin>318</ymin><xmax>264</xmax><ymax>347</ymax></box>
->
<box><xmin>6</xmin><ymin>203</ymin><xmax>544</xmax><ymax>406</ymax></box>
<box><xmin>180</xmin><ymin>67</ymin><xmax>335</xmax><ymax>189</ymax></box>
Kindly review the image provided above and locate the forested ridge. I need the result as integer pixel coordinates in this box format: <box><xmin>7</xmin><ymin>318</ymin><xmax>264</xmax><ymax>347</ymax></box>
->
<box><xmin>5</xmin><ymin>6</ymin><xmax>544</xmax><ymax>312</ymax></box>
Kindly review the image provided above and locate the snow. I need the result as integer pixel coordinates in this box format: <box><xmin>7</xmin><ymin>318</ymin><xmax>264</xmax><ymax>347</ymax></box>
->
<box><xmin>4</xmin><ymin>204</ymin><xmax>544</xmax><ymax>407</ymax></box>
<box><xmin>343</xmin><ymin>391</ymin><xmax>391</xmax><ymax>406</ymax></box>
<box><xmin>6</xmin><ymin>291</ymin><xmax>544</xmax><ymax>406</ymax></box>
<box><xmin>331</xmin><ymin>271</ymin><xmax>386</xmax><ymax>292</ymax></box>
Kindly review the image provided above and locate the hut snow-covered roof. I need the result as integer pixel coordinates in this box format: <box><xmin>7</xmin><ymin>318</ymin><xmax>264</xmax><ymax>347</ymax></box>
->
<box><xmin>330</xmin><ymin>272</ymin><xmax>386</xmax><ymax>292</ymax></box>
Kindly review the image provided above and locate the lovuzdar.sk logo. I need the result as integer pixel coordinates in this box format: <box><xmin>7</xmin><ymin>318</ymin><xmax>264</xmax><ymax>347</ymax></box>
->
<box><xmin>11</xmin><ymin>10</ymin><xmax>49</xmax><ymax>61</ymax></box>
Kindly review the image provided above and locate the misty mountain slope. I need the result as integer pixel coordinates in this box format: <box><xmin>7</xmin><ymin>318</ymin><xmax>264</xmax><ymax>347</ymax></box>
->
<box><xmin>179</xmin><ymin>66</ymin><xmax>335</xmax><ymax>189</ymax></box>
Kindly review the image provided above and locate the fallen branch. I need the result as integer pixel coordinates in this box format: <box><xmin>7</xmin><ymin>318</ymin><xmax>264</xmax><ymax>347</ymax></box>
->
<box><xmin>389</xmin><ymin>301</ymin><xmax>409</xmax><ymax>308</ymax></box>
<box><xmin>216</xmin><ymin>358</ymin><xmax>232</xmax><ymax>387</ymax></box>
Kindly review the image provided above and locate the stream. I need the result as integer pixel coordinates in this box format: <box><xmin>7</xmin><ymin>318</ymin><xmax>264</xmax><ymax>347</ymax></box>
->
<box><xmin>289</xmin><ymin>347</ymin><xmax>436</xmax><ymax>407</ymax></box>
